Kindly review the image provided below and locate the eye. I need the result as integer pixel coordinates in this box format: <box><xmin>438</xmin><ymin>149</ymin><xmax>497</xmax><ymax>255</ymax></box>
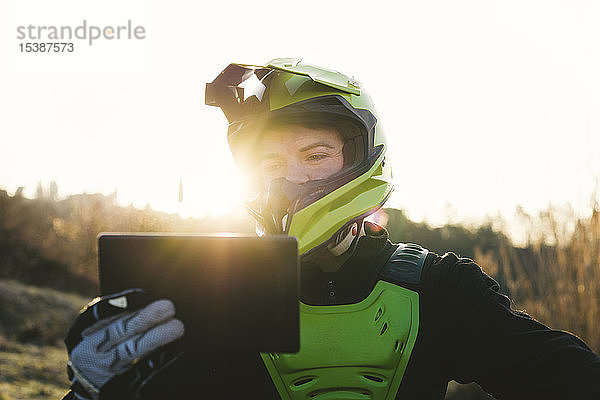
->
<box><xmin>306</xmin><ymin>153</ymin><xmax>328</xmax><ymax>162</ymax></box>
<box><xmin>262</xmin><ymin>161</ymin><xmax>283</xmax><ymax>173</ymax></box>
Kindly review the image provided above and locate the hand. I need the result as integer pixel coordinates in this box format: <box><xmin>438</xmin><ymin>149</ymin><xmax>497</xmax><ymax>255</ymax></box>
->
<box><xmin>63</xmin><ymin>289</ymin><xmax>185</xmax><ymax>400</ymax></box>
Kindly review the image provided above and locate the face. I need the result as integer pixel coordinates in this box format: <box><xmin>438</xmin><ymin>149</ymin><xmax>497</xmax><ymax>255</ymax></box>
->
<box><xmin>259</xmin><ymin>125</ymin><xmax>345</xmax><ymax>188</ymax></box>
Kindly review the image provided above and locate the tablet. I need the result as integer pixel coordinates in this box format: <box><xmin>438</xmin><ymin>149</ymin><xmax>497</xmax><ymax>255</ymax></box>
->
<box><xmin>98</xmin><ymin>233</ymin><xmax>299</xmax><ymax>354</ymax></box>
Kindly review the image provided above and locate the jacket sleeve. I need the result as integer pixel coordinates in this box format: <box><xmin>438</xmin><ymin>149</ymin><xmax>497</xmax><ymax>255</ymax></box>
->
<box><xmin>425</xmin><ymin>252</ymin><xmax>600</xmax><ymax>400</ymax></box>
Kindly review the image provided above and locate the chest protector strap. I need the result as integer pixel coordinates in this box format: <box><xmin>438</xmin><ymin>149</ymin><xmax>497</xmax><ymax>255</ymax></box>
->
<box><xmin>260</xmin><ymin>243</ymin><xmax>428</xmax><ymax>400</ymax></box>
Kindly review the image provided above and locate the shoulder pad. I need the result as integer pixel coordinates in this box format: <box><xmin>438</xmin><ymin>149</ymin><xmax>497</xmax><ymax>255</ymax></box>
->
<box><xmin>381</xmin><ymin>243</ymin><xmax>429</xmax><ymax>285</ymax></box>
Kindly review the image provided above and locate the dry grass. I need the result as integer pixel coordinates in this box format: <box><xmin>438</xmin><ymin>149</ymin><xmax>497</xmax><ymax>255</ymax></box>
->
<box><xmin>0</xmin><ymin>336</ymin><xmax>69</xmax><ymax>400</ymax></box>
<box><xmin>0</xmin><ymin>281</ymin><xmax>86</xmax><ymax>399</ymax></box>
<box><xmin>475</xmin><ymin>208</ymin><xmax>600</xmax><ymax>353</ymax></box>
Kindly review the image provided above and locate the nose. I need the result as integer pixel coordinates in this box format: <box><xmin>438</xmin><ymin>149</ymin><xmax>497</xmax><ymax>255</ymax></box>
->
<box><xmin>285</xmin><ymin>160</ymin><xmax>310</xmax><ymax>185</ymax></box>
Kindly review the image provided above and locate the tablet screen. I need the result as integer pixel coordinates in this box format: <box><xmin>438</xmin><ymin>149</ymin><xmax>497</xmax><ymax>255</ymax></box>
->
<box><xmin>98</xmin><ymin>234</ymin><xmax>299</xmax><ymax>354</ymax></box>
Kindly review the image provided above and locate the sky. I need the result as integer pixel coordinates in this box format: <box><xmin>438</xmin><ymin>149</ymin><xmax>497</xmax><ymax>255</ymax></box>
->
<box><xmin>1</xmin><ymin>0</ymin><xmax>599</xmax><ymax>240</ymax></box>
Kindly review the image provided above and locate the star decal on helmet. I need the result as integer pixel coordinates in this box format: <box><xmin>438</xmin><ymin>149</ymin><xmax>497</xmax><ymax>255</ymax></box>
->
<box><xmin>238</xmin><ymin>72</ymin><xmax>267</xmax><ymax>103</ymax></box>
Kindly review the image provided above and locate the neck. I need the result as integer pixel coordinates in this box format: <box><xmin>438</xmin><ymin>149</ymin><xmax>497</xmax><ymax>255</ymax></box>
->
<box><xmin>309</xmin><ymin>221</ymin><xmax>365</xmax><ymax>273</ymax></box>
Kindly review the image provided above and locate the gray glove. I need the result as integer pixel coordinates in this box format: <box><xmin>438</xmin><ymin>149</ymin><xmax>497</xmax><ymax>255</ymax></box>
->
<box><xmin>64</xmin><ymin>289</ymin><xmax>185</xmax><ymax>400</ymax></box>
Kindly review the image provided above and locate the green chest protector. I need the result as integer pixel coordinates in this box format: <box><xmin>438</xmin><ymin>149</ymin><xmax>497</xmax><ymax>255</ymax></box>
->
<box><xmin>260</xmin><ymin>243</ymin><xmax>429</xmax><ymax>400</ymax></box>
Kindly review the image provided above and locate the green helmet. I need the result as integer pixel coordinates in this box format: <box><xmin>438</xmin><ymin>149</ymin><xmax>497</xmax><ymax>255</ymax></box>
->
<box><xmin>206</xmin><ymin>58</ymin><xmax>393</xmax><ymax>256</ymax></box>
